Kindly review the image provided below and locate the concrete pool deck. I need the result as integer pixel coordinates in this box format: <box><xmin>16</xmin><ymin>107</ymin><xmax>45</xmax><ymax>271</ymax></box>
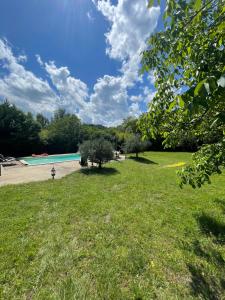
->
<box><xmin>0</xmin><ymin>160</ymin><xmax>81</xmax><ymax>187</ymax></box>
<box><xmin>0</xmin><ymin>156</ymin><xmax>125</xmax><ymax>187</ymax></box>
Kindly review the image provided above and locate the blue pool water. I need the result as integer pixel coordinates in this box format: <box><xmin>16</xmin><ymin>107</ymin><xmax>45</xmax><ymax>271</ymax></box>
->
<box><xmin>20</xmin><ymin>153</ymin><xmax>81</xmax><ymax>166</ymax></box>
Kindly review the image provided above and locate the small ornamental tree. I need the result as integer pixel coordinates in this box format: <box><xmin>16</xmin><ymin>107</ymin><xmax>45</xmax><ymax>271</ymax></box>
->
<box><xmin>79</xmin><ymin>138</ymin><xmax>114</xmax><ymax>168</ymax></box>
<box><xmin>124</xmin><ymin>135</ymin><xmax>150</xmax><ymax>158</ymax></box>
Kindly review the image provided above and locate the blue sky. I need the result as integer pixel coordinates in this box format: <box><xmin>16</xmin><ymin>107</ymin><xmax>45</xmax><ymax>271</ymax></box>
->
<box><xmin>0</xmin><ymin>0</ymin><xmax>162</xmax><ymax>126</ymax></box>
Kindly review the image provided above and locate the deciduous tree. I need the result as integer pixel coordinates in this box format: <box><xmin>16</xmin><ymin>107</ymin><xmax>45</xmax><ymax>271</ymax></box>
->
<box><xmin>139</xmin><ymin>0</ymin><xmax>225</xmax><ymax>187</ymax></box>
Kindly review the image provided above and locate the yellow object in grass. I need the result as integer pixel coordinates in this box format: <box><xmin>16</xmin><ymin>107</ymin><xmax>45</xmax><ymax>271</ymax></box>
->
<box><xmin>164</xmin><ymin>162</ymin><xmax>186</xmax><ymax>168</ymax></box>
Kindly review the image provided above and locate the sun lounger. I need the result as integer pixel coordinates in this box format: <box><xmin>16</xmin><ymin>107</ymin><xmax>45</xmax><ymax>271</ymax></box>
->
<box><xmin>0</xmin><ymin>154</ymin><xmax>15</xmax><ymax>162</ymax></box>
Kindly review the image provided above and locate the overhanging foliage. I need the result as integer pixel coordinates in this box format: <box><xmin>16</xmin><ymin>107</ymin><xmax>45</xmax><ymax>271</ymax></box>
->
<box><xmin>139</xmin><ymin>0</ymin><xmax>225</xmax><ymax>187</ymax></box>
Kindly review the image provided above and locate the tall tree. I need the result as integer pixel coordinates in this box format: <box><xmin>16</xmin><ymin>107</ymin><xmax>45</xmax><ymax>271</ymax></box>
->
<box><xmin>53</xmin><ymin>108</ymin><xmax>66</xmax><ymax>120</ymax></box>
<box><xmin>36</xmin><ymin>113</ymin><xmax>49</xmax><ymax>128</ymax></box>
<box><xmin>139</xmin><ymin>0</ymin><xmax>225</xmax><ymax>188</ymax></box>
<box><xmin>0</xmin><ymin>101</ymin><xmax>41</xmax><ymax>156</ymax></box>
<box><xmin>46</xmin><ymin>112</ymin><xmax>81</xmax><ymax>153</ymax></box>
<box><xmin>121</xmin><ymin>117</ymin><xmax>139</xmax><ymax>134</ymax></box>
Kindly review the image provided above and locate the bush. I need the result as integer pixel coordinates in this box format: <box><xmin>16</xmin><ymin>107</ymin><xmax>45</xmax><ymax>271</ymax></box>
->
<box><xmin>123</xmin><ymin>135</ymin><xmax>151</xmax><ymax>158</ymax></box>
<box><xmin>79</xmin><ymin>138</ymin><xmax>114</xmax><ymax>168</ymax></box>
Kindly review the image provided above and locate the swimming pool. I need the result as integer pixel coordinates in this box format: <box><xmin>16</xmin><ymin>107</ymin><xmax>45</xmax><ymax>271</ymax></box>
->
<box><xmin>20</xmin><ymin>153</ymin><xmax>81</xmax><ymax>166</ymax></box>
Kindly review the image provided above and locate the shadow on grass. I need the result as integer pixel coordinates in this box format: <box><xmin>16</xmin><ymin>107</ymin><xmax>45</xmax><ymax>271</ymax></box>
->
<box><xmin>128</xmin><ymin>156</ymin><xmax>158</xmax><ymax>165</ymax></box>
<box><xmin>197</xmin><ymin>213</ymin><xmax>225</xmax><ymax>245</ymax></box>
<box><xmin>186</xmin><ymin>202</ymin><xmax>225</xmax><ymax>299</ymax></box>
<box><xmin>192</xmin><ymin>240</ymin><xmax>225</xmax><ymax>266</ymax></box>
<box><xmin>187</xmin><ymin>264</ymin><xmax>225</xmax><ymax>300</ymax></box>
<box><xmin>80</xmin><ymin>167</ymin><xmax>120</xmax><ymax>176</ymax></box>
<box><xmin>187</xmin><ymin>239</ymin><xmax>225</xmax><ymax>299</ymax></box>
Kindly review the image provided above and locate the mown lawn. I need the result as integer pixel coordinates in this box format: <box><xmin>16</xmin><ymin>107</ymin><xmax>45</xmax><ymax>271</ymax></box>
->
<box><xmin>0</xmin><ymin>152</ymin><xmax>225</xmax><ymax>299</ymax></box>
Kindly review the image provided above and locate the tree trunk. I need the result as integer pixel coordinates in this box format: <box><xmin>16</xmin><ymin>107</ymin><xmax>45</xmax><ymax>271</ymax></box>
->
<box><xmin>136</xmin><ymin>152</ymin><xmax>138</xmax><ymax>158</ymax></box>
<box><xmin>99</xmin><ymin>161</ymin><xmax>102</xmax><ymax>168</ymax></box>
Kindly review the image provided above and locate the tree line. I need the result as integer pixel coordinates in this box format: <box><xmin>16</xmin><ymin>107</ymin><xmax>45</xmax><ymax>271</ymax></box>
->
<box><xmin>1</xmin><ymin>98</ymin><xmax>217</xmax><ymax>158</ymax></box>
<box><xmin>0</xmin><ymin>101</ymin><xmax>151</xmax><ymax>157</ymax></box>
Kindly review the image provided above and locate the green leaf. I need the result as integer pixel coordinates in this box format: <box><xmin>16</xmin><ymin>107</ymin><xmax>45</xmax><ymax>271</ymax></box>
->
<box><xmin>217</xmin><ymin>22</ymin><xmax>225</xmax><ymax>33</ymax></box>
<box><xmin>203</xmin><ymin>82</ymin><xmax>210</xmax><ymax>94</ymax></box>
<box><xmin>168</xmin><ymin>100</ymin><xmax>176</xmax><ymax>112</ymax></box>
<box><xmin>194</xmin><ymin>79</ymin><xmax>207</xmax><ymax>97</ymax></box>
<box><xmin>178</xmin><ymin>96</ymin><xmax>185</xmax><ymax>108</ymax></box>
<box><xmin>163</xmin><ymin>10</ymin><xmax>168</xmax><ymax>20</ymax></box>
<box><xmin>210</xmin><ymin>118</ymin><xmax>219</xmax><ymax>128</ymax></box>
<box><xmin>194</xmin><ymin>0</ymin><xmax>201</xmax><ymax>11</ymax></box>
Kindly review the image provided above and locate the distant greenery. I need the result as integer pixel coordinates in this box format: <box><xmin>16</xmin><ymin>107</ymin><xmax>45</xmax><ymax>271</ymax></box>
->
<box><xmin>140</xmin><ymin>0</ymin><xmax>225</xmax><ymax>187</ymax></box>
<box><xmin>0</xmin><ymin>101</ymin><xmax>128</xmax><ymax>156</ymax></box>
<box><xmin>0</xmin><ymin>97</ymin><xmax>214</xmax><ymax>160</ymax></box>
<box><xmin>1</xmin><ymin>152</ymin><xmax>225</xmax><ymax>299</ymax></box>
<box><xmin>43</xmin><ymin>109</ymin><xmax>81</xmax><ymax>154</ymax></box>
<box><xmin>80</xmin><ymin>138</ymin><xmax>114</xmax><ymax>168</ymax></box>
<box><xmin>36</xmin><ymin>113</ymin><xmax>49</xmax><ymax>128</ymax></box>
<box><xmin>0</xmin><ymin>101</ymin><xmax>154</xmax><ymax>157</ymax></box>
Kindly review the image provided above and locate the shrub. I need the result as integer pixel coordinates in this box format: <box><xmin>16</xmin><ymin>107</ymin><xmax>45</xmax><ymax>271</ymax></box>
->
<box><xmin>124</xmin><ymin>135</ymin><xmax>150</xmax><ymax>158</ymax></box>
<box><xmin>79</xmin><ymin>138</ymin><xmax>114</xmax><ymax>168</ymax></box>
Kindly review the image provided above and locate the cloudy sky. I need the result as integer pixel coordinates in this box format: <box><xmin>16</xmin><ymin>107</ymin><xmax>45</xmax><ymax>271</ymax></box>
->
<box><xmin>0</xmin><ymin>0</ymin><xmax>162</xmax><ymax>126</ymax></box>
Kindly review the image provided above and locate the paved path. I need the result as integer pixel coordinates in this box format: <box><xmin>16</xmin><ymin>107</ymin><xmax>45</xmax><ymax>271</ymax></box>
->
<box><xmin>0</xmin><ymin>155</ymin><xmax>125</xmax><ymax>187</ymax></box>
<box><xmin>0</xmin><ymin>161</ymin><xmax>81</xmax><ymax>187</ymax></box>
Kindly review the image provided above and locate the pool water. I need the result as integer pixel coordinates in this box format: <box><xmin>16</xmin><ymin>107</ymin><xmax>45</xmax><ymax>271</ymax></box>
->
<box><xmin>20</xmin><ymin>153</ymin><xmax>81</xmax><ymax>166</ymax></box>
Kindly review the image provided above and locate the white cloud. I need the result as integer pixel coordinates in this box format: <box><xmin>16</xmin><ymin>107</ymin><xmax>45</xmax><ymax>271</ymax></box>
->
<box><xmin>147</xmin><ymin>70</ymin><xmax>156</xmax><ymax>85</ymax></box>
<box><xmin>87</xmin><ymin>75</ymin><xmax>129</xmax><ymax>126</ymax></box>
<box><xmin>95</xmin><ymin>0</ymin><xmax>160</xmax><ymax>61</ymax></box>
<box><xmin>0</xmin><ymin>41</ymin><xmax>90</xmax><ymax>119</ymax></box>
<box><xmin>142</xmin><ymin>86</ymin><xmax>156</xmax><ymax>103</ymax></box>
<box><xmin>0</xmin><ymin>38</ymin><xmax>13</xmax><ymax>62</ymax></box>
<box><xmin>120</xmin><ymin>52</ymin><xmax>143</xmax><ymax>88</ymax></box>
<box><xmin>129</xmin><ymin>86</ymin><xmax>156</xmax><ymax>109</ymax></box>
<box><xmin>129</xmin><ymin>102</ymin><xmax>141</xmax><ymax>117</ymax></box>
<box><xmin>36</xmin><ymin>54</ymin><xmax>44</xmax><ymax>66</ymax></box>
<box><xmin>94</xmin><ymin>0</ymin><xmax>160</xmax><ymax>87</ymax></box>
<box><xmin>0</xmin><ymin>39</ymin><xmax>59</xmax><ymax>114</ymax></box>
<box><xmin>17</xmin><ymin>55</ymin><xmax>27</xmax><ymax>63</ymax></box>
<box><xmin>0</xmin><ymin>0</ymin><xmax>160</xmax><ymax>126</ymax></box>
<box><xmin>90</xmin><ymin>0</ymin><xmax>160</xmax><ymax>124</ymax></box>
<box><xmin>44</xmin><ymin>61</ymin><xmax>89</xmax><ymax>115</ymax></box>
<box><xmin>130</xmin><ymin>94</ymin><xmax>142</xmax><ymax>102</ymax></box>
<box><xmin>87</xmin><ymin>11</ymin><xmax>95</xmax><ymax>22</ymax></box>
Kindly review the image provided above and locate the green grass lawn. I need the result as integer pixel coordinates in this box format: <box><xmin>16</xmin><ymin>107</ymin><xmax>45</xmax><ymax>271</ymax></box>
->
<box><xmin>0</xmin><ymin>152</ymin><xmax>225</xmax><ymax>299</ymax></box>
